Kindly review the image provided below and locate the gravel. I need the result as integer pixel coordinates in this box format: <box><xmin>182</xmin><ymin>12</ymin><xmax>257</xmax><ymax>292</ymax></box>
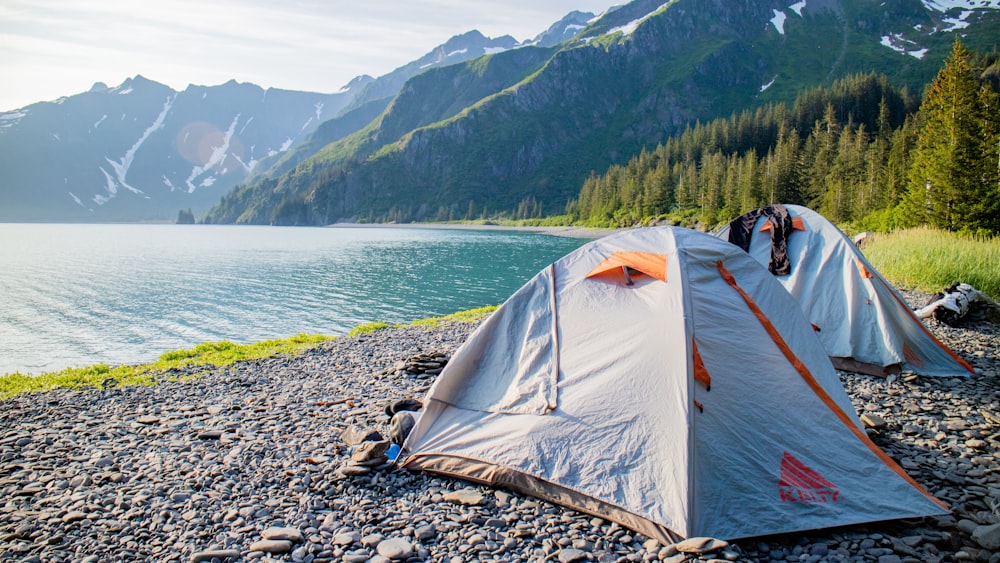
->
<box><xmin>1</xmin><ymin>293</ymin><xmax>997</xmax><ymax>563</ymax></box>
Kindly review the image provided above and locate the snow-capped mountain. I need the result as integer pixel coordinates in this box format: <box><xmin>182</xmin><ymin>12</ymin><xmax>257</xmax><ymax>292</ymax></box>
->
<box><xmin>0</xmin><ymin>76</ymin><xmax>360</xmax><ymax>222</ymax></box>
<box><xmin>204</xmin><ymin>0</ymin><xmax>1000</xmax><ymax>226</ymax></box>
<box><xmin>0</xmin><ymin>18</ymin><xmax>594</xmax><ymax>223</ymax></box>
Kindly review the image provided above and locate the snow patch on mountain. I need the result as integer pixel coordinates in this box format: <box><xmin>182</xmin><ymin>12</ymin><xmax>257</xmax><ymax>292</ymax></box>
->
<box><xmin>941</xmin><ymin>11</ymin><xmax>974</xmax><ymax>30</ymax></box>
<box><xmin>789</xmin><ymin>0</ymin><xmax>806</xmax><ymax>17</ymax></box>
<box><xmin>607</xmin><ymin>3</ymin><xmax>670</xmax><ymax>36</ymax></box>
<box><xmin>94</xmin><ymin>115</ymin><xmax>107</xmax><ymax>129</ymax></box>
<box><xmin>761</xmin><ymin>76</ymin><xmax>777</xmax><ymax>92</ymax></box>
<box><xmin>923</xmin><ymin>0</ymin><xmax>1000</xmax><ymax>30</ymax></box>
<box><xmin>184</xmin><ymin>114</ymin><xmax>240</xmax><ymax>193</ymax></box>
<box><xmin>239</xmin><ymin>116</ymin><xmax>254</xmax><ymax>136</ymax></box>
<box><xmin>0</xmin><ymin>110</ymin><xmax>28</xmax><ymax>129</ymax></box>
<box><xmin>96</xmin><ymin>94</ymin><xmax>174</xmax><ymax>205</ymax></box>
<box><xmin>881</xmin><ymin>34</ymin><xmax>929</xmax><ymax>58</ymax></box>
<box><xmin>771</xmin><ymin>10</ymin><xmax>788</xmax><ymax>34</ymax></box>
<box><xmin>68</xmin><ymin>191</ymin><xmax>86</xmax><ymax>209</ymax></box>
<box><xmin>923</xmin><ymin>0</ymin><xmax>1000</xmax><ymax>10</ymax></box>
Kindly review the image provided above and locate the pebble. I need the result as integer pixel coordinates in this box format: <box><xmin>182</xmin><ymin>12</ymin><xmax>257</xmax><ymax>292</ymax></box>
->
<box><xmin>376</xmin><ymin>537</ymin><xmax>413</xmax><ymax>560</ymax></box>
<box><xmin>558</xmin><ymin>547</ymin><xmax>589</xmax><ymax>562</ymax></box>
<box><xmin>189</xmin><ymin>548</ymin><xmax>241</xmax><ymax>562</ymax></box>
<box><xmin>675</xmin><ymin>536</ymin><xmax>729</xmax><ymax>554</ymax></box>
<box><xmin>248</xmin><ymin>539</ymin><xmax>292</xmax><ymax>553</ymax></box>
<box><xmin>0</xmin><ymin>305</ymin><xmax>997</xmax><ymax>563</ymax></box>
<box><xmin>442</xmin><ymin>488</ymin><xmax>486</xmax><ymax>506</ymax></box>
<box><xmin>262</xmin><ymin>526</ymin><xmax>303</xmax><ymax>542</ymax></box>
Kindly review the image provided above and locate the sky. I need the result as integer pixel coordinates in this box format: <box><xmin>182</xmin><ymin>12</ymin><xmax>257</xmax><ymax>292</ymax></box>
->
<box><xmin>0</xmin><ymin>0</ymin><xmax>623</xmax><ymax>112</ymax></box>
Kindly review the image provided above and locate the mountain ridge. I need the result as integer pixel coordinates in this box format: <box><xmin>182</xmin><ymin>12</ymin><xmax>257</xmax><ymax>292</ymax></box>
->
<box><xmin>203</xmin><ymin>0</ymin><xmax>1000</xmax><ymax>226</ymax></box>
<box><xmin>0</xmin><ymin>25</ymin><xmax>562</xmax><ymax>222</ymax></box>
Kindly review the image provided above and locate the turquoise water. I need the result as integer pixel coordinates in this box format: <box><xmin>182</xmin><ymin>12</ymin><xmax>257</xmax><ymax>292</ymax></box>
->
<box><xmin>0</xmin><ymin>224</ymin><xmax>587</xmax><ymax>375</ymax></box>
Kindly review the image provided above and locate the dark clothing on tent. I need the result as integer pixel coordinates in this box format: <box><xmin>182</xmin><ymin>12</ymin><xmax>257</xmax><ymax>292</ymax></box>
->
<box><xmin>726</xmin><ymin>204</ymin><xmax>794</xmax><ymax>276</ymax></box>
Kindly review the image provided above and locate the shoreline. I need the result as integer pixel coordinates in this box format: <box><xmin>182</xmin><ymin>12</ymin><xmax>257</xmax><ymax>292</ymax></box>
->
<box><xmin>0</xmin><ymin>303</ymin><xmax>998</xmax><ymax>562</ymax></box>
<box><xmin>327</xmin><ymin>221</ymin><xmax>623</xmax><ymax>239</ymax></box>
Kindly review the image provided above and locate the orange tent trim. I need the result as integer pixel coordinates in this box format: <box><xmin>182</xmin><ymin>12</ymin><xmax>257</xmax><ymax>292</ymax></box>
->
<box><xmin>692</xmin><ymin>339</ymin><xmax>712</xmax><ymax>391</ymax></box>
<box><xmin>759</xmin><ymin>217</ymin><xmax>806</xmax><ymax>232</ymax></box>
<box><xmin>855</xmin><ymin>258</ymin><xmax>873</xmax><ymax>279</ymax></box>
<box><xmin>716</xmin><ymin>259</ymin><xmax>948</xmax><ymax>511</ymax></box>
<box><xmin>585</xmin><ymin>252</ymin><xmax>668</xmax><ymax>283</ymax></box>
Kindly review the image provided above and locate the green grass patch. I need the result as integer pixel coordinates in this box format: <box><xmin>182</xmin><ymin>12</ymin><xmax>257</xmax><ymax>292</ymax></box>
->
<box><xmin>2</xmin><ymin>306</ymin><xmax>501</xmax><ymax>401</ymax></box>
<box><xmin>0</xmin><ymin>333</ymin><xmax>333</xmax><ymax>401</ymax></box>
<box><xmin>347</xmin><ymin>305</ymin><xmax>499</xmax><ymax>335</ymax></box>
<box><xmin>410</xmin><ymin>306</ymin><xmax>498</xmax><ymax>329</ymax></box>
<box><xmin>347</xmin><ymin>321</ymin><xmax>397</xmax><ymax>336</ymax></box>
<box><xmin>862</xmin><ymin>227</ymin><xmax>1000</xmax><ymax>299</ymax></box>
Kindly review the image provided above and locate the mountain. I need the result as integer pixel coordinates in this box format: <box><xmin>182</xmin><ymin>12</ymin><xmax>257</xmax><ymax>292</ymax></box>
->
<box><xmin>204</xmin><ymin>0</ymin><xmax>1000</xmax><ymax>226</ymax></box>
<box><xmin>0</xmin><ymin>76</ymin><xmax>359</xmax><ymax>222</ymax></box>
<box><xmin>247</xmin><ymin>29</ymin><xmax>552</xmax><ymax>186</ymax></box>
<box><xmin>0</xmin><ymin>28</ymin><xmax>560</xmax><ymax>223</ymax></box>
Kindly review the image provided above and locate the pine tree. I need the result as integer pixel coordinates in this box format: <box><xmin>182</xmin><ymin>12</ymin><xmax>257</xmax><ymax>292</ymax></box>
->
<box><xmin>904</xmin><ymin>39</ymin><xmax>991</xmax><ymax>231</ymax></box>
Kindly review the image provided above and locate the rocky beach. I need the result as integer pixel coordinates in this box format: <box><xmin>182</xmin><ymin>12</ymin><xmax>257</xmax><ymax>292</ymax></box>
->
<box><xmin>1</xmin><ymin>293</ymin><xmax>998</xmax><ymax>563</ymax></box>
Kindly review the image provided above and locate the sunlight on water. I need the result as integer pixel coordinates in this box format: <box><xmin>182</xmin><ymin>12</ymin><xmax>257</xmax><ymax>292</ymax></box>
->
<box><xmin>0</xmin><ymin>224</ymin><xmax>586</xmax><ymax>375</ymax></box>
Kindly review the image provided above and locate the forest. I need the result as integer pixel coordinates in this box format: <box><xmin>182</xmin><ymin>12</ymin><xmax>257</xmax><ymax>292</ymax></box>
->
<box><xmin>567</xmin><ymin>40</ymin><xmax>1000</xmax><ymax>236</ymax></box>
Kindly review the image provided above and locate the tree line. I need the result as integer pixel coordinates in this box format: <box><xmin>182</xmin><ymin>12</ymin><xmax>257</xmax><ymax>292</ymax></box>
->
<box><xmin>568</xmin><ymin>40</ymin><xmax>1000</xmax><ymax>235</ymax></box>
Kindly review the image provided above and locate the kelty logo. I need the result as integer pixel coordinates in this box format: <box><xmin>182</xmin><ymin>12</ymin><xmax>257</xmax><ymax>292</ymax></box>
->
<box><xmin>779</xmin><ymin>451</ymin><xmax>839</xmax><ymax>503</ymax></box>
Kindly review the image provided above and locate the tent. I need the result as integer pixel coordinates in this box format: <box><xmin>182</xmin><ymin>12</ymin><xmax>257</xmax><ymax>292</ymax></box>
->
<box><xmin>401</xmin><ymin>227</ymin><xmax>947</xmax><ymax>542</ymax></box>
<box><xmin>716</xmin><ymin>204</ymin><xmax>974</xmax><ymax>377</ymax></box>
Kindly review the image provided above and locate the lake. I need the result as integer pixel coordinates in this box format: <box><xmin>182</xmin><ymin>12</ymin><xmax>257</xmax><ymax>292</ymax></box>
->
<box><xmin>0</xmin><ymin>224</ymin><xmax>588</xmax><ymax>376</ymax></box>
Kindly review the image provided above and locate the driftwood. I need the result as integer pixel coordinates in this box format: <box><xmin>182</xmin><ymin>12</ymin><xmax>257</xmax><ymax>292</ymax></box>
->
<box><xmin>915</xmin><ymin>282</ymin><xmax>1000</xmax><ymax>325</ymax></box>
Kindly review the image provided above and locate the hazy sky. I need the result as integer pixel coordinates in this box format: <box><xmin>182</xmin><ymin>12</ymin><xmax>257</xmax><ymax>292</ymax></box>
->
<box><xmin>0</xmin><ymin>0</ymin><xmax>623</xmax><ymax>112</ymax></box>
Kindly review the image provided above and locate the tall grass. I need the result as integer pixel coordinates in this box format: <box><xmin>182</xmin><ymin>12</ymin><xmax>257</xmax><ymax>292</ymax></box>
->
<box><xmin>862</xmin><ymin>227</ymin><xmax>1000</xmax><ymax>299</ymax></box>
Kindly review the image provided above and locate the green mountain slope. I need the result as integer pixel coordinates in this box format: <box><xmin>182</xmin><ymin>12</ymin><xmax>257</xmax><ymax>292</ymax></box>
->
<box><xmin>204</xmin><ymin>0</ymin><xmax>1000</xmax><ymax>226</ymax></box>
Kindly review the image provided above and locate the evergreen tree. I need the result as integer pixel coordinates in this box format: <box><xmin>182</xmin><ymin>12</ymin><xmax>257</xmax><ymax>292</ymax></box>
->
<box><xmin>904</xmin><ymin>39</ymin><xmax>992</xmax><ymax>231</ymax></box>
<box><xmin>176</xmin><ymin>208</ymin><xmax>195</xmax><ymax>224</ymax></box>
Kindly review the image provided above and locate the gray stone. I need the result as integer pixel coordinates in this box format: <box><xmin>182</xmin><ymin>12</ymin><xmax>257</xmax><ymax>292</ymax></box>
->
<box><xmin>248</xmin><ymin>539</ymin><xmax>293</xmax><ymax>554</ymax></box>
<box><xmin>334</xmin><ymin>532</ymin><xmax>360</xmax><ymax>546</ymax></box>
<box><xmin>674</xmin><ymin>537</ymin><xmax>728</xmax><ymax>554</ymax></box>
<box><xmin>958</xmin><ymin>519</ymin><xmax>980</xmax><ymax>534</ymax></box>
<box><xmin>972</xmin><ymin>523</ymin><xmax>1000</xmax><ymax>550</ymax></box>
<box><xmin>190</xmin><ymin>549</ymin><xmax>241</xmax><ymax>562</ymax></box>
<box><xmin>376</xmin><ymin>537</ymin><xmax>413</xmax><ymax>560</ymax></box>
<box><xmin>862</xmin><ymin>413</ymin><xmax>888</xmax><ymax>429</ymax></box>
<box><xmin>351</xmin><ymin>440</ymin><xmax>390</xmax><ymax>462</ymax></box>
<box><xmin>262</xmin><ymin>526</ymin><xmax>303</xmax><ymax>543</ymax></box>
<box><xmin>337</xmin><ymin>464</ymin><xmax>372</xmax><ymax>477</ymax></box>
<box><xmin>559</xmin><ymin>548</ymin><xmax>589</xmax><ymax>563</ymax></box>
<box><xmin>93</xmin><ymin>456</ymin><xmax>114</xmax><ymax>467</ymax></box>
<box><xmin>442</xmin><ymin>488</ymin><xmax>485</xmax><ymax>506</ymax></box>
<box><xmin>414</xmin><ymin>525</ymin><xmax>436</xmax><ymax>540</ymax></box>
<box><xmin>62</xmin><ymin>511</ymin><xmax>88</xmax><ymax>523</ymax></box>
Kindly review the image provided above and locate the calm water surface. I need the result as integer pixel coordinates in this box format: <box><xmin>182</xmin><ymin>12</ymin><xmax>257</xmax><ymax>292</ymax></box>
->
<box><xmin>0</xmin><ymin>224</ymin><xmax>587</xmax><ymax>375</ymax></box>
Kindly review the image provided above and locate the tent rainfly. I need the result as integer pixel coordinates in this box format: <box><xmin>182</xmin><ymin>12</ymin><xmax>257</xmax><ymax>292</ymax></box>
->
<box><xmin>401</xmin><ymin>227</ymin><xmax>947</xmax><ymax>542</ymax></box>
<box><xmin>716</xmin><ymin>204</ymin><xmax>975</xmax><ymax>377</ymax></box>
